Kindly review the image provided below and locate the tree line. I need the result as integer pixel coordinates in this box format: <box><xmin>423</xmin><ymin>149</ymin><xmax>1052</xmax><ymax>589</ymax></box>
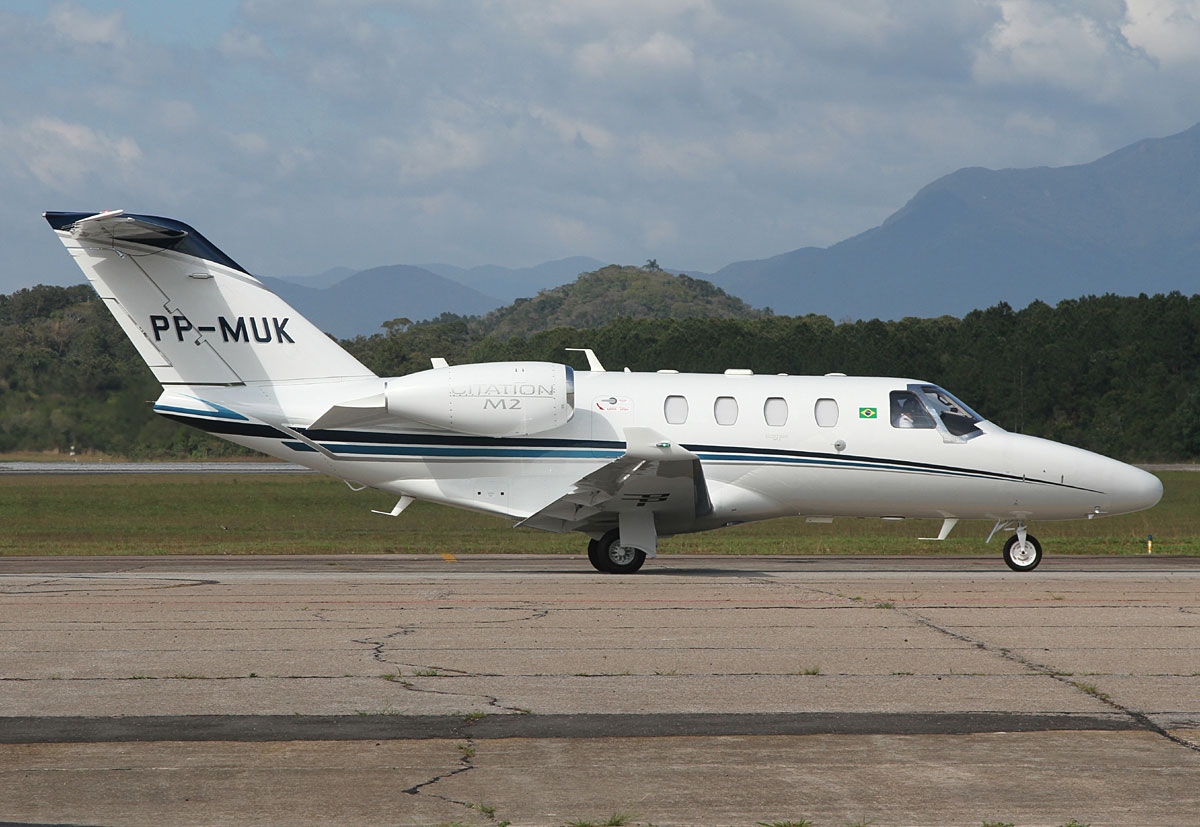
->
<box><xmin>2</xmin><ymin>283</ymin><xmax>1197</xmax><ymax>462</ymax></box>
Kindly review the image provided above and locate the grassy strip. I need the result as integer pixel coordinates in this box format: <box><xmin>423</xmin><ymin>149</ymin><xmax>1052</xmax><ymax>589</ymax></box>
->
<box><xmin>0</xmin><ymin>472</ymin><xmax>1194</xmax><ymax>557</ymax></box>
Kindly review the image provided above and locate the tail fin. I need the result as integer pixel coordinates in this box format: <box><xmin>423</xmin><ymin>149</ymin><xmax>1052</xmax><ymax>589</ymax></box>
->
<box><xmin>44</xmin><ymin>210</ymin><xmax>375</xmax><ymax>386</ymax></box>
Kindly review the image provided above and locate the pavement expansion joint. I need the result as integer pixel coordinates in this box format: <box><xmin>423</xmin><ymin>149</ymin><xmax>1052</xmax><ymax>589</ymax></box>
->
<box><xmin>896</xmin><ymin>606</ymin><xmax>1200</xmax><ymax>756</ymax></box>
<box><xmin>0</xmin><ymin>712</ymin><xmax>1146</xmax><ymax>744</ymax></box>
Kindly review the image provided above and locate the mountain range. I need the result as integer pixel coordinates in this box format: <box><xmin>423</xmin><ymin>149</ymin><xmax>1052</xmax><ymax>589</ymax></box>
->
<box><xmin>710</xmin><ymin>122</ymin><xmax>1200</xmax><ymax>320</ymax></box>
<box><xmin>271</xmin><ymin>122</ymin><xmax>1200</xmax><ymax>336</ymax></box>
<box><xmin>264</xmin><ymin>257</ymin><xmax>607</xmax><ymax>338</ymax></box>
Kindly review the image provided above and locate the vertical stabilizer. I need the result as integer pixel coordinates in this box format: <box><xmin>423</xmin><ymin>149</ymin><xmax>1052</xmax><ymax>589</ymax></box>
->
<box><xmin>44</xmin><ymin>211</ymin><xmax>375</xmax><ymax>386</ymax></box>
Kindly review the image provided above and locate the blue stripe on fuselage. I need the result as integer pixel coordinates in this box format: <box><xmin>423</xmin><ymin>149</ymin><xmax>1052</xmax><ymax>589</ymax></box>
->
<box><xmin>162</xmin><ymin>410</ymin><xmax>1098</xmax><ymax>493</ymax></box>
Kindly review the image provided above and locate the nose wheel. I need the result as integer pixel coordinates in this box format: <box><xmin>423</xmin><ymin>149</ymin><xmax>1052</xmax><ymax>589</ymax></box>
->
<box><xmin>1003</xmin><ymin>531</ymin><xmax>1042</xmax><ymax>571</ymax></box>
<box><xmin>989</xmin><ymin>520</ymin><xmax>1044</xmax><ymax>572</ymax></box>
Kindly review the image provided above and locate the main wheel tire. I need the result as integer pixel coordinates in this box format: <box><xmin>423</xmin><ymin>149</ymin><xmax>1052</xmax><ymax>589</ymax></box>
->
<box><xmin>1003</xmin><ymin>533</ymin><xmax>1043</xmax><ymax>571</ymax></box>
<box><xmin>587</xmin><ymin>538</ymin><xmax>613</xmax><ymax>573</ymax></box>
<box><xmin>595</xmin><ymin>529</ymin><xmax>646</xmax><ymax>574</ymax></box>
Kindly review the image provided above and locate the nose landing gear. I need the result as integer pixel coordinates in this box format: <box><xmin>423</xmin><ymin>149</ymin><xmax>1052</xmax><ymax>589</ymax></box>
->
<box><xmin>991</xmin><ymin>520</ymin><xmax>1043</xmax><ymax>571</ymax></box>
<box><xmin>1003</xmin><ymin>531</ymin><xmax>1043</xmax><ymax>571</ymax></box>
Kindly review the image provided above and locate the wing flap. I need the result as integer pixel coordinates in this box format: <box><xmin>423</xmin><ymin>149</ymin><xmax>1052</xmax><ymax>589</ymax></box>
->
<box><xmin>518</xmin><ymin>428</ymin><xmax>712</xmax><ymax>535</ymax></box>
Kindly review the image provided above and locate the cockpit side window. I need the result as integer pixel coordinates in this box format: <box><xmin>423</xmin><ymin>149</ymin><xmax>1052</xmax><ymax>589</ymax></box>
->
<box><xmin>916</xmin><ymin>385</ymin><xmax>983</xmax><ymax>439</ymax></box>
<box><xmin>890</xmin><ymin>391</ymin><xmax>936</xmax><ymax>429</ymax></box>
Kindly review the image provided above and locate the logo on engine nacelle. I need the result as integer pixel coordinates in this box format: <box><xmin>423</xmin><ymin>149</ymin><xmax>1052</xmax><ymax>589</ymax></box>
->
<box><xmin>483</xmin><ymin>398</ymin><xmax>522</xmax><ymax>410</ymax></box>
<box><xmin>450</xmin><ymin>383</ymin><xmax>556</xmax><ymax>398</ymax></box>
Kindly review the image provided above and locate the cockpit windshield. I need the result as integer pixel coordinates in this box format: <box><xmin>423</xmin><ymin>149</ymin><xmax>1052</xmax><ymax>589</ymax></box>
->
<box><xmin>917</xmin><ymin>385</ymin><xmax>983</xmax><ymax>437</ymax></box>
<box><xmin>889</xmin><ymin>384</ymin><xmax>984</xmax><ymax>441</ymax></box>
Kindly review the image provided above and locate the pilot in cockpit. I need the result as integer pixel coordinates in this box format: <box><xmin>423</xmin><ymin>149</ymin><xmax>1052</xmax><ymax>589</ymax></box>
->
<box><xmin>891</xmin><ymin>393</ymin><xmax>916</xmax><ymax>428</ymax></box>
<box><xmin>890</xmin><ymin>390</ymin><xmax>935</xmax><ymax>429</ymax></box>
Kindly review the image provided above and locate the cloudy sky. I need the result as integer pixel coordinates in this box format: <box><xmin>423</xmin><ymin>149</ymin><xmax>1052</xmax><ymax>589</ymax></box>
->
<box><xmin>4</xmin><ymin>0</ymin><xmax>1200</xmax><ymax>294</ymax></box>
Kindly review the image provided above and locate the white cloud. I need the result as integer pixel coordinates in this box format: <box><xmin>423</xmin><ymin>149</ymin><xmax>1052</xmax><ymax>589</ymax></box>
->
<box><xmin>0</xmin><ymin>117</ymin><xmax>141</xmax><ymax>192</ymax></box>
<box><xmin>529</xmin><ymin>107</ymin><xmax>616</xmax><ymax>152</ymax></box>
<box><xmin>972</xmin><ymin>1</ymin><xmax>1153</xmax><ymax>102</ymax></box>
<box><xmin>362</xmin><ymin>121</ymin><xmax>486</xmax><ymax>189</ymax></box>
<box><xmin>502</xmin><ymin>0</ymin><xmax>709</xmax><ymax>37</ymax></box>
<box><xmin>632</xmin><ymin>32</ymin><xmax>696</xmax><ymax>71</ymax></box>
<box><xmin>574</xmin><ymin>32</ymin><xmax>696</xmax><ymax>78</ymax></box>
<box><xmin>1003</xmin><ymin>110</ymin><xmax>1059</xmax><ymax>138</ymax></box>
<box><xmin>634</xmin><ymin>135</ymin><xmax>720</xmax><ymax>182</ymax></box>
<box><xmin>226</xmin><ymin>131</ymin><xmax>271</xmax><ymax>156</ymax></box>
<box><xmin>6</xmin><ymin>0</ymin><xmax>1200</xmax><ymax>291</ymax></box>
<box><xmin>1122</xmin><ymin>0</ymin><xmax>1200</xmax><ymax>66</ymax></box>
<box><xmin>158</xmin><ymin>100</ymin><xmax>201</xmax><ymax>133</ymax></box>
<box><xmin>47</xmin><ymin>1</ymin><xmax>127</xmax><ymax>48</ymax></box>
<box><xmin>217</xmin><ymin>28</ymin><xmax>273</xmax><ymax>60</ymax></box>
<box><xmin>642</xmin><ymin>216</ymin><xmax>680</xmax><ymax>250</ymax></box>
<box><xmin>541</xmin><ymin>213</ymin><xmax>606</xmax><ymax>252</ymax></box>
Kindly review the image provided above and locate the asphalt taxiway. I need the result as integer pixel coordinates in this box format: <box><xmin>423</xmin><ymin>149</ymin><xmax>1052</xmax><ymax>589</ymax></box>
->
<box><xmin>1</xmin><ymin>554</ymin><xmax>1198</xmax><ymax>826</ymax></box>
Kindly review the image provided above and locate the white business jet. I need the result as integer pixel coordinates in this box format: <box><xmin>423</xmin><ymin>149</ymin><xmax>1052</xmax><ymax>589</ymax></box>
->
<box><xmin>45</xmin><ymin>210</ymin><xmax>1163</xmax><ymax>572</ymax></box>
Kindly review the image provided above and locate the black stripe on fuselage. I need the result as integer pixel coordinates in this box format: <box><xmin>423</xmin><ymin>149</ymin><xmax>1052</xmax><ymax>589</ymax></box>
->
<box><xmin>156</xmin><ymin>413</ymin><xmax>287</xmax><ymax>440</ymax></box>
<box><xmin>682</xmin><ymin>442</ymin><xmax>1103</xmax><ymax>494</ymax></box>
<box><xmin>298</xmin><ymin>428</ymin><xmax>623</xmax><ymax>450</ymax></box>
<box><xmin>160</xmin><ymin>414</ymin><xmax>1102</xmax><ymax>495</ymax></box>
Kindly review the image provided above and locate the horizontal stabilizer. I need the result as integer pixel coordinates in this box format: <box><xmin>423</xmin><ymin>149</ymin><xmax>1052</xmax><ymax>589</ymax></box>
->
<box><xmin>46</xmin><ymin>210</ymin><xmax>249</xmax><ymax>274</ymax></box>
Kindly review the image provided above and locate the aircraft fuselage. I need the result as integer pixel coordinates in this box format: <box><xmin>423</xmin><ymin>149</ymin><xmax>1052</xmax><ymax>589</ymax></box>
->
<box><xmin>157</xmin><ymin>370</ymin><xmax>1163</xmax><ymax>536</ymax></box>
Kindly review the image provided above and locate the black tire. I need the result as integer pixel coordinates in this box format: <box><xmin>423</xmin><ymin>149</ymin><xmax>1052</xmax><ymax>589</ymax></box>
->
<box><xmin>1003</xmin><ymin>533</ymin><xmax>1042</xmax><ymax>571</ymax></box>
<box><xmin>587</xmin><ymin>537</ymin><xmax>613</xmax><ymax>573</ymax></box>
<box><xmin>594</xmin><ymin>529</ymin><xmax>646</xmax><ymax>574</ymax></box>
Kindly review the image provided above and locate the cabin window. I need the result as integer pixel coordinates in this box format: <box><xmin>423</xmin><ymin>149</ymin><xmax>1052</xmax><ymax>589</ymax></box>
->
<box><xmin>764</xmin><ymin>397</ymin><xmax>788</xmax><ymax>426</ymax></box>
<box><xmin>664</xmin><ymin>395</ymin><xmax>689</xmax><ymax>425</ymax></box>
<box><xmin>890</xmin><ymin>391</ymin><xmax>936</xmax><ymax>429</ymax></box>
<box><xmin>814</xmin><ymin>398</ymin><xmax>839</xmax><ymax>428</ymax></box>
<box><xmin>714</xmin><ymin>396</ymin><xmax>738</xmax><ymax>425</ymax></box>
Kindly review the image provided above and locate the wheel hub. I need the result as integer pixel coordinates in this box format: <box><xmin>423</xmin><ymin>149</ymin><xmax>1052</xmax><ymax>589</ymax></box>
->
<box><xmin>609</xmin><ymin>544</ymin><xmax>638</xmax><ymax>566</ymax></box>
<box><xmin>1010</xmin><ymin>541</ymin><xmax>1037</xmax><ymax>565</ymax></box>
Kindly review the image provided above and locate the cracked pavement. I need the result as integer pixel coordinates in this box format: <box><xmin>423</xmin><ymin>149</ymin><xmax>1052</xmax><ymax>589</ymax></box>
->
<box><xmin>1</xmin><ymin>554</ymin><xmax>1199</xmax><ymax>825</ymax></box>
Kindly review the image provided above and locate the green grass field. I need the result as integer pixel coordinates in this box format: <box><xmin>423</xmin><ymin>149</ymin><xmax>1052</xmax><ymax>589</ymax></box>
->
<box><xmin>0</xmin><ymin>471</ymin><xmax>1194</xmax><ymax>557</ymax></box>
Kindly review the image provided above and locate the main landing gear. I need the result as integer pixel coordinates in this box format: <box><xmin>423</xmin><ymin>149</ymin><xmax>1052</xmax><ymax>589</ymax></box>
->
<box><xmin>990</xmin><ymin>521</ymin><xmax>1043</xmax><ymax>572</ymax></box>
<box><xmin>587</xmin><ymin>528</ymin><xmax>647</xmax><ymax>574</ymax></box>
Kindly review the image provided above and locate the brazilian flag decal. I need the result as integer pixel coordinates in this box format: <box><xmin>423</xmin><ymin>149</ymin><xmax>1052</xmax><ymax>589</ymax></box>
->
<box><xmin>859</xmin><ymin>407</ymin><xmax>878</xmax><ymax>419</ymax></box>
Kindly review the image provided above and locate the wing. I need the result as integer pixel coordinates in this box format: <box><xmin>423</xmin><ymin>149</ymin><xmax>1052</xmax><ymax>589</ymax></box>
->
<box><xmin>517</xmin><ymin>427</ymin><xmax>713</xmax><ymax>542</ymax></box>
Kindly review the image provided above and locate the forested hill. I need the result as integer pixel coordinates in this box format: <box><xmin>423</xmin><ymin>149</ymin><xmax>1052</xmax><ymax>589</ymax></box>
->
<box><xmin>2</xmin><ymin>284</ymin><xmax>1199</xmax><ymax>462</ymax></box>
<box><xmin>470</xmin><ymin>264</ymin><xmax>765</xmax><ymax>340</ymax></box>
<box><xmin>0</xmin><ymin>285</ymin><xmax>200</xmax><ymax>458</ymax></box>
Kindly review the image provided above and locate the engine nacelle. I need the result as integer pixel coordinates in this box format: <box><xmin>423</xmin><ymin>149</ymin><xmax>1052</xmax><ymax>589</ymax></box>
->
<box><xmin>384</xmin><ymin>362</ymin><xmax>575</xmax><ymax>437</ymax></box>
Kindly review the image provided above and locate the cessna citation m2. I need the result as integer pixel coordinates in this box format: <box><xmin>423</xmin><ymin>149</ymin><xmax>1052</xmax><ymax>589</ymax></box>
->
<box><xmin>45</xmin><ymin>210</ymin><xmax>1163</xmax><ymax>573</ymax></box>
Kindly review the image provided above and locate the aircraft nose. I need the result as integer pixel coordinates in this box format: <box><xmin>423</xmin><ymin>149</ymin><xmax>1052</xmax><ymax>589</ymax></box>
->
<box><xmin>1110</xmin><ymin>465</ymin><xmax>1163</xmax><ymax>514</ymax></box>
